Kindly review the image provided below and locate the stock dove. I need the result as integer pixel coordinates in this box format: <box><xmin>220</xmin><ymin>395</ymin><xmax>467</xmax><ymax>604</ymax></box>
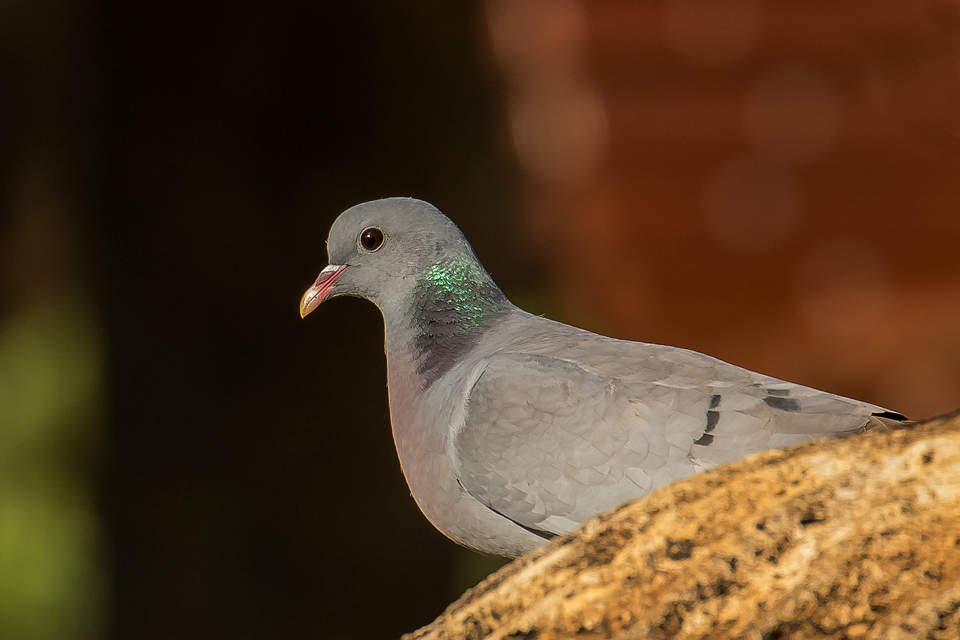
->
<box><xmin>300</xmin><ymin>198</ymin><xmax>906</xmax><ymax>558</ymax></box>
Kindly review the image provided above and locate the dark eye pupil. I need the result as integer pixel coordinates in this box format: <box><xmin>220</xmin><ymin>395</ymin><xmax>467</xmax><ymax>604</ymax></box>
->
<box><xmin>360</xmin><ymin>227</ymin><xmax>384</xmax><ymax>251</ymax></box>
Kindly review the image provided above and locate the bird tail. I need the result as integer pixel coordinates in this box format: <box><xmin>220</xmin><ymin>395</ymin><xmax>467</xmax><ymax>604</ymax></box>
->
<box><xmin>864</xmin><ymin>410</ymin><xmax>911</xmax><ymax>431</ymax></box>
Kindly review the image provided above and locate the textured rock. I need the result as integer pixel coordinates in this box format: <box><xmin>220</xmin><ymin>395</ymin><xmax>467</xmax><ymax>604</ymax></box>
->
<box><xmin>405</xmin><ymin>410</ymin><xmax>960</xmax><ymax>640</ymax></box>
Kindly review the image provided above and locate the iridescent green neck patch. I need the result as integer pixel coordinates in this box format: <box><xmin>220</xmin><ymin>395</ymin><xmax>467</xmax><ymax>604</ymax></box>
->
<box><xmin>411</xmin><ymin>257</ymin><xmax>508</xmax><ymax>384</ymax></box>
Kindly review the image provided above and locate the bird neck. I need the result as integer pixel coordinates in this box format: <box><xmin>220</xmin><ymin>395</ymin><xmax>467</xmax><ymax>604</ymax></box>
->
<box><xmin>396</xmin><ymin>257</ymin><xmax>510</xmax><ymax>387</ymax></box>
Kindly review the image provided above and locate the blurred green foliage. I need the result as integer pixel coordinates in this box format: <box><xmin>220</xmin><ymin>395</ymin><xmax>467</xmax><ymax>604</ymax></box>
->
<box><xmin>0</xmin><ymin>297</ymin><xmax>104</xmax><ymax>639</ymax></box>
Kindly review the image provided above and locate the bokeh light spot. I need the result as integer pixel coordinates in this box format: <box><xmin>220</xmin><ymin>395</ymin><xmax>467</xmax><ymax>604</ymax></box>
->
<box><xmin>703</xmin><ymin>156</ymin><xmax>802</xmax><ymax>254</ymax></box>
<box><xmin>744</xmin><ymin>64</ymin><xmax>840</xmax><ymax>164</ymax></box>
<box><xmin>663</xmin><ymin>0</ymin><xmax>762</xmax><ymax>68</ymax></box>
<box><xmin>793</xmin><ymin>238</ymin><xmax>892</xmax><ymax>341</ymax></box>
<box><xmin>509</xmin><ymin>82</ymin><xmax>608</xmax><ymax>182</ymax></box>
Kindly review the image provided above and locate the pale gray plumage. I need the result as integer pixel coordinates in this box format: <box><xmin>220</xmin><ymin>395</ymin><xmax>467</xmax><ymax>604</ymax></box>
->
<box><xmin>301</xmin><ymin>197</ymin><xmax>907</xmax><ymax>558</ymax></box>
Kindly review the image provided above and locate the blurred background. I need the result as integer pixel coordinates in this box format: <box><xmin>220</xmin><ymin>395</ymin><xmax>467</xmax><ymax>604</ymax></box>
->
<box><xmin>0</xmin><ymin>0</ymin><xmax>958</xmax><ymax>638</ymax></box>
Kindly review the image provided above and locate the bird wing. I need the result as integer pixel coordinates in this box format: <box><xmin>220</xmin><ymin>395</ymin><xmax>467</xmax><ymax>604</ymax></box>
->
<box><xmin>452</xmin><ymin>350</ymin><xmax>901</xmax><ymax>537</ymax></box>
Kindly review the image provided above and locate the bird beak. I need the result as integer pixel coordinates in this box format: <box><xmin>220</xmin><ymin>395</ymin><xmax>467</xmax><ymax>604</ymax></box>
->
<box><xmin>300</xmin><ymin>264</ymin><xmax>348</xmax><ymax>318</ymax></box>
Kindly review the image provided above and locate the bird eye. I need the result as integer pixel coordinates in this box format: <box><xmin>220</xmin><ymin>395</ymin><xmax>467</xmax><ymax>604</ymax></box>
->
<box><xmin>359</xmin><ymin>227</ymin><xmax>385</xmax><ymax>252</ymax></box>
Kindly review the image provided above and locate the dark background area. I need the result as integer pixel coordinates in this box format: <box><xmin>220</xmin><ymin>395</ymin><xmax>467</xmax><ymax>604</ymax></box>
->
<box><xmin>2</xmin><ymin>1</ymin><xmax>520</xmax><ymax>639</ymax></box>
<box><xmin>97</xmin><ymin>2</ymin><xmax>520</xmax><ymax>639</ymax></box>
<box><xmin>1</xmin><ymin>0</ymin><xmax>958</xmax><ymax>638</ymax></box>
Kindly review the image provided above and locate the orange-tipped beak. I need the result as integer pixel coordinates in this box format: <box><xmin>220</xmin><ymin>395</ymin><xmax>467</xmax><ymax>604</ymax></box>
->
<box><xmin>299</xmin><ymin>264</ymin><xmax>348</xmax><ymax>318</ymax></box>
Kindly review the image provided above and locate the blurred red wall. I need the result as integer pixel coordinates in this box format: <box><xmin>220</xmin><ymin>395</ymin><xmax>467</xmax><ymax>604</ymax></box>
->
<box><xmin>485</xmin><ymin>0</ymin><xmax>960</xmax><ymax>418</ymax></box>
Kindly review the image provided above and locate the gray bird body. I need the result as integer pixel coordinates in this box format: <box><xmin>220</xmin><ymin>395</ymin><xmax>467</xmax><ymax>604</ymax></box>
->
<box><xmin>301</xmin><ymin>198</ymin><xmax>905</xmax><ymax>558</ymax></box>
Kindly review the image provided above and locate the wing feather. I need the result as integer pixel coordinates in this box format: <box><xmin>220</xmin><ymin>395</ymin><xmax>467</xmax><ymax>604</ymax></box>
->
<box><xmin>452</xmin><ymin>347</ymin><xmax>899</xmax><ymax>536</ymax></box>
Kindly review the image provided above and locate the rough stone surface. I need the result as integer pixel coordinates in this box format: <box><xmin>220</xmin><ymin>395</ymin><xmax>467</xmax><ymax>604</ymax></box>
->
<box><xmin>404</xmin><ymin>410</ymin><xmax>960</xmax><ymax>640</ymax></box>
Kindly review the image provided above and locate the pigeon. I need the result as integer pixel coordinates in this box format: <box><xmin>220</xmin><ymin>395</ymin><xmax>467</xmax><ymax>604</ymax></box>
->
<box><xmin>300</xmin><ymin>197</ymin><xmax>907</xmax><ymax>558</ymax></box>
